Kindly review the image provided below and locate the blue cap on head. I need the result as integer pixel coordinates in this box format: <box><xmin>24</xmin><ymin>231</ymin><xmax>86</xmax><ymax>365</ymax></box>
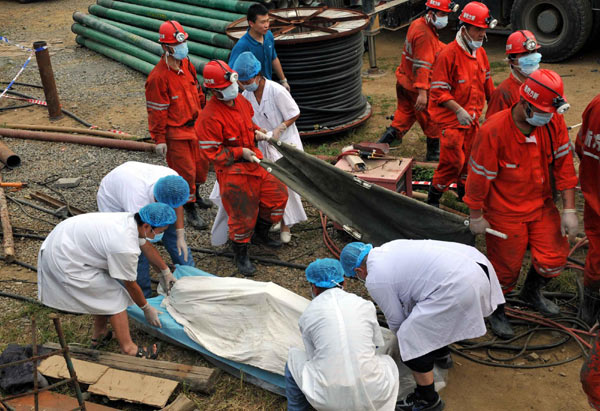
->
<box><xmin>139</xmin><ymin>203</ymin><xmax>177</xmax><ymax>227</ymax></box>
<box><xmin>153</xmin><ymin>175</ymin><xmax>190</xmax><ymax>208</ymax></box>
<box><xmin>340</xmin><ymin>242</ymin><xmax>373</xmax><ymax>277</ymax></box>
<box><xmin>232</xmin><ymin>51</ymin><xmax>261</xmax><ymax>81</ymax></box>
<box><xmin>305</xmin><ymin>258</ymin><xmax>344</xmax><ymax>289</ymax></box>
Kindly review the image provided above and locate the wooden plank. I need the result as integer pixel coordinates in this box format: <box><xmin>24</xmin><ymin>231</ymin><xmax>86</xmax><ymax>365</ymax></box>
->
<box><xmin>0</xmin><ymin>175</ymin><xmax>15</xmax><ymax>262</ymax></box>
<box><xmin>43</xmin><ymin>343</ymin><xmax>219</xmax><ymax>394</ymax></box>
<box><xmin>160</xmin><ymin>393</ymin><xmax>196</xmax><ymax>411</ymax></box>
<box><xmin>38</xmin><ymin>355</ymin><xmax>109</xmax><ymax>385</ymax></box>
<box><xmin>5</xmin><ymin>390</ymin><xmax>118</xmax><ymax>411</ymax></box>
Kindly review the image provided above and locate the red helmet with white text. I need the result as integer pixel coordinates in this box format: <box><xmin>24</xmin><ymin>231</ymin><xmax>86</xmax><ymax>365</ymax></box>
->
<box><xmin>426</xmin><ymin>0</ymin><xmax>459</xmax><ymax>13</ymax></box>
<box><xmin>459</xmin><ymin>2</ymin><xmax>497</xmax><ymax>29</ymax></box>
<box><xmin>202</xmin><ymin>60</ymin><xmax>238</xmax><ymax>89</ymax></box>
<box><xmin>506</xmin><ymin>30</ymin><xmax>540</xmax><ymax>54</ymax></box>
<box><xmin>158</xmin><ymin>20</ymin><xmax>188</xmax><ymax>44</ymax></box>
<box><xmin>519</xmin><ymin>69</ymin><xmax>570</xmax><ymax>114</ymax></box>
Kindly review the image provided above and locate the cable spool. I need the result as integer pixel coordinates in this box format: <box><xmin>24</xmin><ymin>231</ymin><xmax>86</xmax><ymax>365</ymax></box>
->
<box><xmin>227</xmin><ymin>7</ymin><xmax>371</xmax><ymax>138</ymax></box>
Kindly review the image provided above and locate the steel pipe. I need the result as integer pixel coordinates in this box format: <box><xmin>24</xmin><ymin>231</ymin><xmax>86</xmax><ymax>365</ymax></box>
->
<box><xmin>33</xmin><ymin>41</ymin><xmax>62</xmax><ymax>120</ymax></box>
<box><xmin>75</xmin><ymin>35</ymin><xmax>155</xmax><ymax>75</ymax></box>
<box><xmin>0</xmin><ymin>141</ymin><xmax>21</xmax><ymax>167</ymax></box>
<box><xmin>119</xmin><ymin>0</ymin><xmax>244</xmax><ymax>22</ymax></box>
<box><xmin>2</xmin><ymin>123</ymin><xmax>140</xmax><ymax>140</ymax></box>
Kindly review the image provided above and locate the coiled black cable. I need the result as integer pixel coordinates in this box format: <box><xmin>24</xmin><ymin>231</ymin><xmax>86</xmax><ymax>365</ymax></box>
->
<box><xmin>277</xmin><ymin>31</ymin><xmax>368</xmax><ymax>133</ymax></box>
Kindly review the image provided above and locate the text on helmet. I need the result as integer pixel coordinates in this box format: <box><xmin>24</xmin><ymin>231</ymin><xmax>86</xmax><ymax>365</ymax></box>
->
<box><xmin>430</xmin><ymin>0</ymin><xmax>441</xmax><ymax>6</ymax></box>
<box><xmin>523</xmin><ymin>85</ymin><xmax>539</xmax><ymax>100</ymax></box>
<box><xmin>462</xmin><ymin>12</ymin><xmax>476</xmax><ymax>21</ymax></box>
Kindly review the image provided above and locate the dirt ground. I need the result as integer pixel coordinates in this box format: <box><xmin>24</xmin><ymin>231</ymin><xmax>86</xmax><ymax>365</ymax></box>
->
<box><xmin>0</xmin><ymin>0</ymin><xmax>597</xmax><ymax>409</ymax></box>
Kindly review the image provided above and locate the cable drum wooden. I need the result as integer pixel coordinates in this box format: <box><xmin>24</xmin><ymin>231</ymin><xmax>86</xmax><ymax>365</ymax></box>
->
<box><xmin>227</xmin><ymin>7</ymin><xmax>371</xmax><ymax>138</ymax></box>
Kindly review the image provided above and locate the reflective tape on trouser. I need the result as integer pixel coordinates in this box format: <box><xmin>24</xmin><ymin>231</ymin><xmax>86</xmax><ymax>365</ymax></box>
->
<box><xmin>432</xmin><ymin>126</ymin><xmax>477</xmax><ymax>191</ymax></box>
<box><xmin>166</xmin><ymin>138</ymin><xmax>209</xmax><ymax>200</ymax></box>
<box><xmin>391</xmin><ymin>83</ymin><xmax>441</xmax><ymax>139</ymax></box>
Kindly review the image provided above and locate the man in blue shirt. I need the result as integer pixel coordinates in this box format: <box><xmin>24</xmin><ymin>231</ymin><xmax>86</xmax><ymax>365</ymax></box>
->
<box><xmin>229</xmin><ymin>3</ymin><xmax>290</xmax><ymax>92</ymax></box>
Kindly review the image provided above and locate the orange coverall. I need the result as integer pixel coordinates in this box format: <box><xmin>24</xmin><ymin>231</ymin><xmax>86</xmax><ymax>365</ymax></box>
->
<box><xmin>576</xmin><ymin>94</ymin><xmax>600</xmax><ymax>288</ymax></box>
<box><xmin>145</xmin><ymin>58</ymin><xmax>208</xmax><ymax>201</ymax></box>
<box><xmin>429</xmin><ymin>38</ymin><xmax>494</xmax><ymax>190</ymax></box>
<box><xmin>195</xmin><ymin>95</ymin><xmax>288</xmax><ymax>243</ymax></box>
<box><xmin>485</xmin><ymin>73</ymin><xmax>521</xmax><ymax>120</ymax></box>
<box><xmin>582</xmin><ymin>332</ymin><xmax>600</xmax><ymax>410</ymax></box>
<box><xmin>464</xmin><ymin>108</ymin><xmax>578</xmax><ymax>292</ymax></box>
<box><xmin>392</xmin><ymin>16</ymin><xmax>444</xmax><ymax>139</ymax></box>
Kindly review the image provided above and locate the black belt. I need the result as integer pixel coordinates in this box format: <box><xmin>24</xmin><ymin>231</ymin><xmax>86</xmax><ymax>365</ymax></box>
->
<box><xmin>477</xmin><ymin>262</ymin><xmax>490</xmax><ymax>281</ymax></box>
<box><xmin>183</xmin><ymin>119</ymin><xmax>196</xmax><ymax>128</ymax></box>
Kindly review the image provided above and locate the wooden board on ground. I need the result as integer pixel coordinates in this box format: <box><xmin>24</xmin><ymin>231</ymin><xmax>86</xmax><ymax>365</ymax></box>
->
<box><xmin>88</xmin><ymin>368</ymin><xmax>178</xmax><ymax>408</ymax></box>
<box><xmin>160</xmin><ymin>393</ymin><xmax>197</xmax><ymax>411</ymax></box>
<box><xmin>5</xmin><ymin>390</ymin><xmax>118</xmax><ymax>411</ymax></box>
<box><xmin>43</xmin><ymin>343</ymin><xmax>219</xmax><ymax>393</ymax></box>
<box><xmin>38</xmin><ymin>355</ymin><xmax>109</xmax><ymax>384</ymax></box>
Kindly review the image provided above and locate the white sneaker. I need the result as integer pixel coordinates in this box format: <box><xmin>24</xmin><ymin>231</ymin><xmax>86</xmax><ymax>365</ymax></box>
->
<box><xmin>280</xmin><ymin>230</ymin><xmax>291</xmax><ymax>244</ymax></box>
<box><xmin>270</xmin><ymin>222</ymin><xmax>281</xmax><ymax>232</ymax></box>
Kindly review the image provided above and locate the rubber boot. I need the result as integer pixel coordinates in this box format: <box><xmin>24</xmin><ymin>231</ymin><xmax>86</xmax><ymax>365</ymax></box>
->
<box><xmin>251</xmin><ymin>218</ymin><xmax>282</xmax><ymax>248</ymax></box>
<box><xmin>487</xmin><ymin>304</ymin><xmax>515</xmax><ymax>340</ymax></box>
<box><xmin>580</xmin><ymin>286</ymin><xmax>600</xmax><ymax>327</ymax></box>
<box><xmin>183</xmin><ymin>202</ymin><xmax>207</xmax><ymax>230</ymax></box>
<box><xmin>519</xmin><ymin>266</ymin><xmax>560</xmax><ymax>317</ymax></box>
<box><xmin>232</xmin><ymin>242</ymin><xmax>256</xmax><ymax>277</ymax></box>
<box><xmin>456</xmin><ymin>184</ymin><xmax>465</xmax><ymax>203</ymax></box>
<box><xmin>378</xmin><ymin>126</ymin><xmax>401</xmax><ymax>144</ymax></box>
<box><xmin>425</xmin><ymin>137</ymin><xmax>440</xmax><ymax>162</ymax></box>
<box><xmin>427</xmin><ymin>185</ymin><xmax>444</xmax><ymax>208</ymax></box>
<box><xmin>195</xmin><ymin>186</ymin><xmax>213</xmax><ymax>209</ymax></box>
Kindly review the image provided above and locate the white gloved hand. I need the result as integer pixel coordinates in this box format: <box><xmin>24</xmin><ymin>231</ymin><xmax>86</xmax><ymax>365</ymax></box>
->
<box><xmin>281</xmin><ymin>79</ymin><xmax>291</xmax><ymax>92</ymax></box>
<box><xmin>561</xmin><ymin>209</ymin><xmax>579</xmax><ymax>241</ymax></box>
<box><xmin>155</xmin><ymin>143</ymin><xmax>167</xmax><ymax>157</ymax></box>
<box><xmin>175</xmin><ymin>228</ymin><xmax>188</xmax><ymax>261</ymax></box>
<box><xmin>455</xmin><ymin>107</ymin><xmax>474</xmax><ymax>126</ymax></box>
<box><xmin>242</xmin><ymin>147</ymin><xmax>258</xmax><ymax>162</ymax></box>
<box><xmin>141</xmin><ymin>303</ymin><xmax>162</xmax><ymax>328</ymax></box>
<box><xmin>159</xmin><ymin>267</ymin><xmax>177</xmax><ymax>296</ymax></box>
<box><xmin>469</xmin><ymin>215</ymin><xmax>491</xmax><ymax>235</ymax></box>
<box><xmin>255</xmin><ymin>130</ymin><xmax>272</xmax><ymax>141</ymax></box>
<box><xmin>272</xmin><ymin>123</ymin><xmax>287</xmax><ymax>139</ymax></box>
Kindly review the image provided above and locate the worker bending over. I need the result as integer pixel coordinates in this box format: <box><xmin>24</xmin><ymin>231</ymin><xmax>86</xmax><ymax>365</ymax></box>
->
<box><xmin>341</xmin><ymin>240</ymin><xmax>504</xmax><ymax>411</ymax></box>
<box><xmin>233</xmin><ymin>51</ymin><xmax>307</xmax><ymax>244</ymax></box>
<box><xmin>286</xmin><ymin>258</ymin><xmax>399</xmax><ymax>411</ymax></box>
<box><xmin>464</xmin><ymin>69</ymin><xmax>578</xmax><ymax>339</ymax></box>
<box><xmin>145</xmin><ymin>20</ymin><xmax>211</xmax><ymax>230</ymax></box>
<box><xmin>38</xmin><ymin>203</ymin><xmax>175</xmax><ymax>358</ymax></box>
<box><xmin>229</xmin><ymin>4</ymin><xmax>290</xmax><ymax>91</ymax></box>
<box><xmin>379</xmin><ymin>0</ymin><xmax>458</xmax><ymax>162</ymax></box>
<box><xmin>97</xmin><ymin>161</ymin><xmax>193</xmax><ymax>298</ymax></box>
<box><xmin>196</xmin><ymin>60</ymin><xmax>288</xmax><ymax>277</ymax></box>
<box><xmin>427</xmin><ymin>1</ymin><xmax>495</xmax><ymax>206</ymax></box>
<box><xmin>486</xmin><ymin>30</ymin><xmax>542</xmax><ymax>118</ymax></box>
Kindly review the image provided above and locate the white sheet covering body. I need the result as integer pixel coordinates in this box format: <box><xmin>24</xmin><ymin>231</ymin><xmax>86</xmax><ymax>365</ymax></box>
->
<box><xmin>37</xmin><ymin>213</ymin><xmax>140</xmax><ymax>315</ymax></box>
<box><xmin>287</xmin><ymin>288</ymin><xmax>399</xmax><ymax>411</ymax></box>
<box><xmin>366</xmin><ymin>239</ymin><xmax>505</xmax><ymax>361</ymax></box>
<box><xmin>97</xmin><ymin>161</ymin><xmax>177</xmax><ymax>212</ymax></box>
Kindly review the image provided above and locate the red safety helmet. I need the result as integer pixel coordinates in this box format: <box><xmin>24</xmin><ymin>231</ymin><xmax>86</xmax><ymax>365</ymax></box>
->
<box><xmin>203</xmin><ymin>60</ymin><xmax>238</xmax><ymax>89</ymax></box>
<box><xmin>459</xmin><ymin>1</ymin><xmax>497</xmax><ymax>29</ymax></box>
<box><xmin>159</xmin><ymin>20</ymin><xmax>188</xmax><ymax>44</ymax></box>
<box><xmin>519</xmin><ymin>69</ymin><xmax>570</xmax><ymax>114</ymax></box>
<box><xmin>426</xmin><ymin>0</ymin><xmax>459</xmax><ymax>13</ymax></box>
<box><xmin>506</xmin><ymin>30</ymin><xmax>540</xmax><ymax>54</ymax></box>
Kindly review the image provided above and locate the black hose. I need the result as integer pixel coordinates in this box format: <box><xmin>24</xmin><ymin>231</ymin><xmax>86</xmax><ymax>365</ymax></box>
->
<box><xmin>0</xmin><ymin>104</ymin><xmax>35</xmax><ymax>111</ymax></box>
<box><xmin>1</xmin><ymin>81</ymin><xmax>43</xmax><ymax>89</ymax></box>
<box><xmin>190</xmin><ymin>246</ymin><xmax>307</xmax><ymax>270</ymax></box>
<box><xmin>0</xmin><ymin>291</ymin><xmax>41</xmax><ymax>305</ymax></box>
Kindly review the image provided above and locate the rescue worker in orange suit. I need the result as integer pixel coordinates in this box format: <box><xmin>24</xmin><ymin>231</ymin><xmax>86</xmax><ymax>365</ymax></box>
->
<box><xmin>145</xmin><ymin>20</ymin><xmax>211</xmax><ymax>230</ymax></box>
<box><xmin>378</xmin><ymin>0</ymin><xmax>458</xmax><ymax>162</ymax></box>
<box><xmin>485</xmin><ymin>30</ymin><xmax>542</xmax><ymax>119</ymax></box>
<box><xmin>464</xmin><ymin>69</ymin><xmax>578</xmax><ymax>340</ymax></box>
<box><xmin>426</xmin><ymin>1</ymin><xmax>495</xmax><ymax>206</ymax></box>
<box><xmin>195</xmin><ymin>61</ymin><xmax>288</xmax><ymax>277</ymax></box>
<box><xmin>575</xmin><ymin>94</ymin><xmax>600</xmax><ymax>327</ymax></box>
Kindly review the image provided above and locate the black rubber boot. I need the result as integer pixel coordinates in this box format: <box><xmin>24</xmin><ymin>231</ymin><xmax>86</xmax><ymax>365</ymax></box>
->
<box><xmin>195</xmin><ymin>186</ymin><xmax>214</xmax><ymax>209</ymax></box>
<box><xmin>519</xmin><ymin>266</ymin><xmax>560</xmax><ymax>317</ymax></box>
<box><xmin>396</xmin><ymin>391</ymin><xmax>444</xmax><ymax>411</ymax></box>
<box><xmin>456</xmin><ymin>184</ymin><xmax>465</xmax><ymax>203</ymax></box>
<box><xmin>580</xmin><ymin>286</ymin><xmax>600</xmax><ymax>327</ymax></box>
<box><xmin>487</xmin><ymin>304</ymin><xmax>515</xmax><ymax>340</ymax></box>
<box><xmin>425</xmin><ymin>137</ymin><xmax>440</xmax><ymax>162</ymax></box>
<box><xmin>232</xmin><ymin>242</ymin><xmax>256</xmax><ymax>277</ymax></box>
<box><xmin>183</xmin><ymin>202</ymin><xmax>207</xmax><ymax>230</ymax></box>
<box><xmin>378</xmin><ymin>126</ymin><xmax>402</xmax><ymax>144</ymax></box>
<box><xmin>427</xmin><ymin>185</ymin><xmax>444</xmax><ymax>208</ymax></box>
<box><xmin>251</xmin><ymin>218</ymin><xmax>282</xmax><ymax>248</ymax></box>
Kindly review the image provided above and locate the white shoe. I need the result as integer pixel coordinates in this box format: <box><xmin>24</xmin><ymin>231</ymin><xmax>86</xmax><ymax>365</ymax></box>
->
<box><xmin>270</xmin><ymin>222</ymin><xmax>281</xmax><ymax>232</ymax></box>
<box><xmin>280</xmin><ymin>230</ymin><xmax>291</xmax><ymax>244</ymax></box>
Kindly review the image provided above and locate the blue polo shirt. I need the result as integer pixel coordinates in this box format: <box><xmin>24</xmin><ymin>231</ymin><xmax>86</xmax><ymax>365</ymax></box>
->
<box><xmin>229</xmin><ymin>30</ymin><xmax>277</xmax><ymax>80</ymax></box>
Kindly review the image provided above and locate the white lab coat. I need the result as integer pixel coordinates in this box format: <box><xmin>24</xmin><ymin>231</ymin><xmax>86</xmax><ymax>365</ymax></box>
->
<box><xmin>97</xmin><ymin>161</ymin><xmax>177</xmax><ymax>212</ymax></box>
<box><xmin>366</xmin><ymin>240</ymin><xmax>505</xmax><ymax>361</ymax></box>
<box><xmin>287</xmin><ymin>288</ymin><xmax>399</xmax><ymax>411</ymax></box>
<box><xmin>37</xmin><ymin>213</ymin><xmax>141</xmax><ymax>315</ymax></box>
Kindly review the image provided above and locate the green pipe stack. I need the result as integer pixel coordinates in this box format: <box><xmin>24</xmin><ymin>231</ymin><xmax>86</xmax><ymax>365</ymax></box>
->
<box><xmin>72</xmin><ymin>0</ymin><xmax>256</xmax><ymax>79</ymax></box>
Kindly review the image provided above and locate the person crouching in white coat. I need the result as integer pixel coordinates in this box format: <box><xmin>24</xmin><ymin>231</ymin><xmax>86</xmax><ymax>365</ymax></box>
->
<box><xmin>286</xmin><ymin>258</ymin><xmax>399</xmax><ymax>411</ymax></box>
<box><xmin>340</xmin><ymin>240</ymin><xmax>505</xmax><ymax>411</ymax></box>
<box><xmin>37</xmin><ymin>203</ymin><xmax>176</xmax><ymax>359</ymax></box>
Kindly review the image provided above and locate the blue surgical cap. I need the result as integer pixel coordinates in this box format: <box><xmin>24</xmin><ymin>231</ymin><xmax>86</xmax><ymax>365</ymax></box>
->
<box><xmin>340</xmin><ymin>242</ymin><xmax>373</xmax><ymax>277</ymax></box>
<box><xmin>153</xmin><ymin>175</ymin><xmax>190</xmax><ymax>208</ymax></box>
<box><xmin>306</xmin><ymin>258</ymin><xmax>344</xmax><ymax>289</ymax></box>
<box><xmin>139</xmin><ymin>203</ymin><xmax>177</xmax><ymax>227</ymax></box>
<box><xmin>232</xmin><ymin>51</ymin><xmax>261</xmax><ymax>81</ymax></box>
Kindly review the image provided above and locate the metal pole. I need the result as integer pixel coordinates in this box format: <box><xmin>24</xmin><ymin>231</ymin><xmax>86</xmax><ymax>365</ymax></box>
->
<box><xmin>32</xmin><ymin>41</ymin><xmax>63</xmax><ymax>120</ymax></box>
<box><xmin>31</xmin><ymin>318</ymin><xmax>39</xmax><ymax>411</ymax></box>
<box><xmin>362</xmin><ymin>0</ymin><xmax>380</xmax><ymax>72</ymax></box>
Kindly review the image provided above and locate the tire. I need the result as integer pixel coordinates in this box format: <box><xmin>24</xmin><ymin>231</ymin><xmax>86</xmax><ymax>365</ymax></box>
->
<box><xmin>510</xmin><ymin>0</ymin><xmax>593</xmax><ymax>62</ymax></box>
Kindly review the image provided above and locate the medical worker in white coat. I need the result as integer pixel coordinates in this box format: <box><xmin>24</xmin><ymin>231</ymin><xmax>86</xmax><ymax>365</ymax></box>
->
<box><xmin>37</xmin><ymin>203</ymin><xmax>175</xmax><ymax>358</ymax></box>
<box><xmin>98</xmin><ymin>161</ymin><xmax>192</xmax><ymax>297</ymax></box>
<box><xmin>286</xmin><ymin>258</ymin><xmax>399</xmax><ymax>411</ymax></box>
<box><xmin>341</xmin><ymin>240</ymin><xmax>505</xmax><ymax>411</ymax></box>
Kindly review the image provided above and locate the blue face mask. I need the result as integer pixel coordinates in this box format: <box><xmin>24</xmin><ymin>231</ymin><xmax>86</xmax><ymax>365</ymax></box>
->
<box><xmin>525</xmin><ymin>103</ymin><xmax>553</xmax><ymax>126</ymax></box>
<box><xmin>218</xmin><ymin>82</ymin><xmax>239</xmax><ymax>101</ymax></box>
<box><xmin>518</xmin><ymin>52</ymin><xmax>541</xmax><ymax>75</ymax></box>
<box><xmin>172</xmin><ymin>42</ymin><xmax>188</xmax><ymax>60</ymax></box>
<box><xmin>147</xmin><ymin>228</ymin><xmax>164</xmax><ymax>243</ymax></box>
<box><xmin>243</xmin><ymin>79</ymin><xmax>259</xmax><ymax>92</ymax></box>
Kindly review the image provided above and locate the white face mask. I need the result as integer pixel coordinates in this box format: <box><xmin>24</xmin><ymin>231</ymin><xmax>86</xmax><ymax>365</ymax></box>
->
<box><xmin>432</xmin><ymin>15</ymin><xmax>448</xmax><ymax>29</ymax></box>
<box><xmin>463</xmin><ymin>27</ymin><xmax>483</xmax><ymax>49</ymax></box>
<box><xmin>218</xmin><ymin>82</ymin><xmax>239</xmax><ymax>101</ymax></box>
<box><xmin>517</xmin><ymin>52</ymin><xmax>542</xmax><ymax>75</ymax></box>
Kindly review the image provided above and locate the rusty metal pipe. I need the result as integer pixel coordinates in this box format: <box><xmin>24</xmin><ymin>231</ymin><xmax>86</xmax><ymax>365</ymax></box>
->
<box><xmin>0</xmin><ymin>128</ymin><xmax>155</xmax><ymax>152</ymax></box>
<box><xmin>33</xmin><ymin>41</ymin><xmax>62</xmax><ymax>120</ymax></box>
<box><xmin>2</xmin><ymin>123</ymin><xmax>140</xmax><ymax>140</ymax></box>
<box><xmin>0</xmin><ymin>140</ymin><xmax>21</xmax><ymax>167</ymax></box>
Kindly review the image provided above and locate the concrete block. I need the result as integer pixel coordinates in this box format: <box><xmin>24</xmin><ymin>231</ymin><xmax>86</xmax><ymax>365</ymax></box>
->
<box><xmin>55</xmin><ymin>177</ymin><xmax>82</xmax><ymax>188</ymax></box>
